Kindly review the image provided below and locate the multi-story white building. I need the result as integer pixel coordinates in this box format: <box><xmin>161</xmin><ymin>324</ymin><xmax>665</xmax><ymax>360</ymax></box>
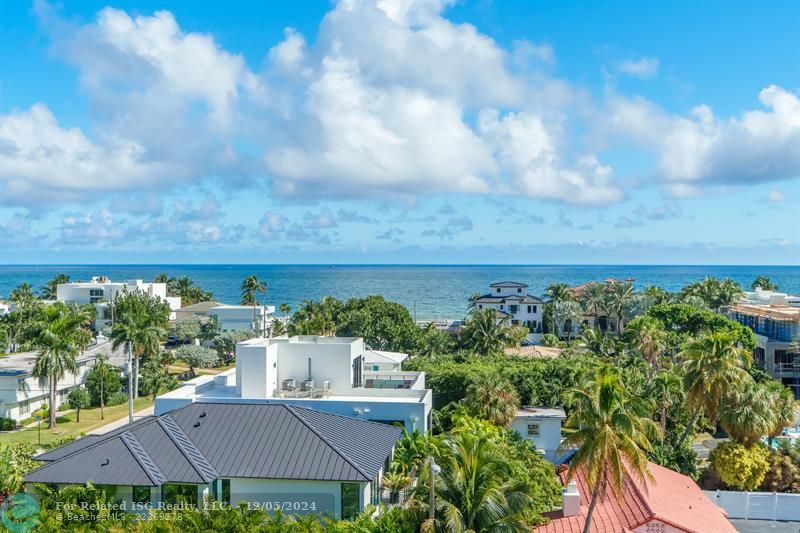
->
<box><xmin>155</xmin><ymin>335</ymin><xmax>432</xmax><ymax>433</ymax></box>
<box><xmin>472</xmin><ymin>281</ymin><xmax>544</xmax><ymax>331</ymax></box>
<box><xmin>57</xmin><ymin>277</ymin><xmax>181</xmax><ymax>331</ymax></box>
<box><xmin>0</xmin><ymin>341</ymin><xmax>126</xmax><ymax>422</ymax></box>
<box><xmin>208</xmin><ymin>304</ymin><xmax>275</xmax><ymax>336</ymax></box>
<box><xmin>730</xmin><ymin>288</ymin><xmax>800</xmax><ymax>398</ymax></box>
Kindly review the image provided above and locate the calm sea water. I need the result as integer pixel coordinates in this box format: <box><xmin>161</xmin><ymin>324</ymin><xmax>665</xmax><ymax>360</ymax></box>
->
<box><xmin>1</xmin><ymin>265</ymin><xmax>798</xmax><ymax>320</ymax></box>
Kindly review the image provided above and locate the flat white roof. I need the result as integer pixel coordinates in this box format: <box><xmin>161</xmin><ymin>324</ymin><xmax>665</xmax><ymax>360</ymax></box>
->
<box><xmin>515</xmin><ymin>406</ymin><xmax>566</xmax><ymax>419</ymax></box>
<box><xmin>364</xmin><ymin>350</ymin><xmax>408</xmax><ymax>364</ymax></box>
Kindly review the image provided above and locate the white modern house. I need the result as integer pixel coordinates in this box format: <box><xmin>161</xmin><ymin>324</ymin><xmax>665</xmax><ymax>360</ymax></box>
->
<box><xmin>57</xmin><ymin>277</ymin><xmax>181</xmax><ymax>331</ymax></box>
<box><xmin>510</xmin><ymin>407</ymin><xmax>566</xmax><ymax>463</ymax></box>
<box><xmin>730</xmin><ymin>288</ymin><xmax>800</xmax><ymax>398</ymax></box>
<box><xmin>472</xmin><ymin>281</ymin><xmax>544</xmax><ymax>331</ymax></box>
<box><xmin>155</xmin><ymin>336</ymin><xmax>432</xmax><ymax>433</ymax></box>
<box><xmin>208</xmin><ymin>304</ymin><xmax>275</xmax><ymax>336</ymax></box>
<box><xmin>0</xmin><ymin>341</ymin><xmax>126</xmax><ymax>422</ymax></box>
<box><xmin>364</xmin><ymin>350</ymin><xmax>408</xmax><ymax>372</ymax></box>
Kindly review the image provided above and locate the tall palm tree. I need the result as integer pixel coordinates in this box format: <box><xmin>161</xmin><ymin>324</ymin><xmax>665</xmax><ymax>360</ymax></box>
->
<box><xmin>676</xmin><ymin>331</ymin><xmax>752</xmax><ymax>447</ymax></box>
<box><xmin>717</xmin><ymin>278</ymin><xmax>743</xmax><ymax>310</ymax></box>
<box><xmin>240</xmin><ymin>275</ymin><xmax>267</xmax><ymax>336</ymax></box>
<box><xmin>466</xmin><ymin>292</ymin><xmax>482</xmax><ymax>314</ymax></box>
<box><xmin>562</xmin><ymin>367</ymin><xmax>660</xmax><ymax>533</ymax></box>
<box><xmin>544</xmin><ymin>283</ymin><xmax>573</xmax><ymax>336</ymax></box>
<box><xmin>554</xmin><ymin>300</ymin><xmax>583</xmax><ymax>343</ymax></box>
<box><xmin>580</xmin><ymin>282</ymin><xmax>607</xmax><ymax>330</ymax></box>
<box><xmin>426</xmin><ymin>431</ymin><xmax>535</xmax><ymax>532</ymax></box>
<box><xmin>92</xmin><ymin>354</ymin><xmax>113</xmax><ymax>420</ymax></box>
<box><xmin>464</xmin><ymin>374</ymin><xmax>520</xmax><ymax>426</ymax></box>
<box><xmin>279</xmin><ymin>303</ymin><xmax>292</xmax><ymax>318</ymax></box>
<box><xmin>9</xmin><ymin>283</ymin><xmax>36</xmax><ymax>305</ymax></box>
<box><xmin>625</xmin><ymin>316</ymin><xmax>667</xmax><ymax>372</ymax></box>
<box><xmin>460</xmin><ymin>308</ymin><xmax>514</xmax><ymax>356</ymax></box>
<box><xmin>605</xmin><ymin>280</ymin><xmax>634</xmax><ymax>334</ymax></box>
<box><xmin>39</xmin><ymin>273</ymin><xmax>70</xmax><ymax>300</ymax></box>
<box><xmin>110</xmin><ymin>303</ymin><xmax>165</xmax><ymax>400</ymax></box>
<box><xmin>647</xmin><ymin>369</ymin><xmax>683</xmax><ymax>441</ymax></box>
<box><xmin>29</xmin><ymin>303</ymin><xmax>93</xmax><ymax>428</ymax></box>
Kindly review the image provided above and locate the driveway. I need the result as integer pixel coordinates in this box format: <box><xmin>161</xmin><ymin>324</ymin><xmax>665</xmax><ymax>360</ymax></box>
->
<box><xmin>88</xmin><ymin>405</ymin><xmax>155</xmax><ymax>435</ymax></box>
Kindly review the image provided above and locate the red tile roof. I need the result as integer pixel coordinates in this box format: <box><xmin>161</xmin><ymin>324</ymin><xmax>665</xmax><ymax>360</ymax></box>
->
<box><xmin>536</xmin><ymin>461</ymin><xmax>735</xmax><ymax>533</ymax></box>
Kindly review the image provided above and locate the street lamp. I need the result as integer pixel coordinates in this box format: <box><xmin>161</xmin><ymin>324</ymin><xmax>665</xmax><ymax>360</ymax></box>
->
<box><xmin>428</xmin><ymin>457</ymin><xmax>441</xmax><ymax>522</ymax></box>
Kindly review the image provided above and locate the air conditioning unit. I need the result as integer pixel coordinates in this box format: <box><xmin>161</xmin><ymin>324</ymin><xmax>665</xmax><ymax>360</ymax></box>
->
<box><xmin>301</xmin><ymin>379</ymin><xmax>315</xmax><ymax>391</ymax></box>
<box><xmin>281</xmin><ymin>379</ymin><xmax>297</xmax><ymax>391</ymax></box>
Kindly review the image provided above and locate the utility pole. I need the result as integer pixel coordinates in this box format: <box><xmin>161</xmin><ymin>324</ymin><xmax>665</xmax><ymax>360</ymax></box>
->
<box><xmin>127</xmin><ymin>340</ymin><xmax>133</xmax><ymax>423</ymax></box>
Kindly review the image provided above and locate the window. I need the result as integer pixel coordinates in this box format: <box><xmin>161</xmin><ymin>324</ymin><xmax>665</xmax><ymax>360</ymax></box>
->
<box><xmin>162</xmin><ymin>484</ymin><xmax>198</xmax><ymax>506</ymax></box>
<box><xmin>509</xmin><ymin>305</ymin><xmax>518</xmax><ymax>314</ymax></box>
<box><xmin>341</xmin><ymin>482</ymin><xmax>360</xmax><ymax>520</ymax></box>
<box><xmin>372</xmin><ymin>365</ymin><xmax>380</xmax><ymax>371</ymax></box>
<box><xmin>478</xmin><ymin>304</ymin><xmax>482</xmax><ymax>309</ymax></box>
<box><xmin>496</xmin><ymin>288</ymin><xmax>500</xmax><ymax>293</ymax></box>
<box><xmin>371</xmin><ymin>478</ymin><xmax>380</xmax><ymax>505</ymax></box>
<box><xmin>527</xmin><ymin>305</ymin><xmax>532</xmax><ymax>313</ymax></box>
<box><xmin>512</xmin><ymin>320</ymin><xmax>519</xmax><ymax>325</ymax></box>
<box><xmin>17</xmin><ymin>378</ymin><xmax>25</xmax><ymax>392</ymax></box>
<box><xmin>19</xmin><ymin>400</ymin><xmax>30</xmax><ymax>415</ymax></box>
<box><xmin>527</xmin><ymin>424</ymin><xmax>540</xmax><ymax>436</ymax></box>
<box><xmin>132</xmin><ymin>486</ymin><xmax>150</xmax><ymax>505</ymax></box>
<box><xmin>532</xmin><ymin>305</ymin><xmax>537</xmax><ymax>313</ymax></box>
<box><xmin>499</xmin><ymin>305</ymin><xmax>504</xmax><ymax>310</ymax></box>
<box><xmin>517</xmin><ymin>288</ymin><xmax>522</xmax><ymax>293</ymax></box>
<box><xmin>352</xmin><ymin>355</ymin><xmax>363</xmax><ymax>388</ymax></box>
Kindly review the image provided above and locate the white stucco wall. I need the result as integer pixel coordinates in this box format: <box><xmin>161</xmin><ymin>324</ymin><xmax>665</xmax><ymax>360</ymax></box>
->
<box><xmin>510</xmin><ymin>416</ymin><xmax>563</xmax><ymax>457</ymax></box>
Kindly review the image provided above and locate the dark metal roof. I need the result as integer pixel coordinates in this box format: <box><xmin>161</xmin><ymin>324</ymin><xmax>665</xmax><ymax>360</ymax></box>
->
<box><xmin>489</xmin><ymin>281</ymin><xmax>529</xmax><ymax>288</ymax></box>
<box><xmin>26</xmin><ymin>402</ymin><xmax>401</xmax><ymax>486</ymax></box>
<box><xmin>474</xmin><ymin>293</ymin><xmax>544</xmax><ymax>304</ymax></box>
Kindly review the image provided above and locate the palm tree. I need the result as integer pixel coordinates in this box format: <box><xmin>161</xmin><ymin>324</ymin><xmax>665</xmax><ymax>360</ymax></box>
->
<box><xmin>719</xmin><ymin>380</ymin><xmax>776</xmax><ymax>446</ymax></box>
<box><xmin>676</xmin><ymin>331</ymin><xmax>753</xmax><ymax>447</ymax></box>
<box><xmin>751</xmin><ymin>276</ymin><xmax>778</xmax><ymax>291</ymax></box>
<box><xmin>29</xmin><ymin>303</ymin><xmax>92</xmax><ymax>428</ymax></box>
<box><xmin>39</xmin><ymin>273</ymin><xmax>69</xmax><ymax>300</ymax></box>
<box><xmin>109</xmin><ymin>301</ymin><xmax>165</xmax><ymax>400</ymax></box>
<box><xmin>580</xmin><ymin>282</ymin><xmax>607</xmax><ymax>330</ymax></box>
<box><xmin>426</xmin><ymin>431</ymin><xmax>535</xmax><ymax>532</ymax></box>
<box><xmin>279</xmin><ymin>303</ymin><xmax>292</xmax><ymax>317</ymax></box>
<box><xmin>92</xmin><ymin>354</ymin><xmax>112</xmax><ymax>420</ymax></box>
<box><xmin>764</xmin><ymin>381</ymin><xmax>797</xmax><ymax>446</ymax></box>
<box><xmin>647</xmin><ymin>369</ymin><xmax>683</xmax><ymax>441</ymax></box>
<box><xmin>562</xmin><ymin>366</ymin><xmax>660</xmax><ymax>533</ymax></box>
<box><xmin>460</xmin><ymin>308</ymin><xmax>515</xmax><ymax>356</ymax></box>
<box><xmin>544</xmin><ymin>283</ymin><xmax>572</xmax><ymax>335</ymax></box>
<box><xmin>575</xmin><ymin>328</ymin><xmax>618</xmax><ymax>358</ymax></box>
<box><xmin>466</xmin><ymin>292</ymin><xmax>482</xmax><ymax>314</ymax></box>
<box><xmin>464</xmin><ymin>374</ymin><xmax>520</xmax><ymax>426</ymax></box>
<box><xmin>241</xmin><ymin>275</ymin><xmax>267</xmax><ymax>336</ymax></box>
<box><xmin>554</xmin><ymin>300</ymin><xmax>583</xmax><ymax>344</ymax></box>
<box><xmin>605</xmin><ymin>280</ymin><xmax>634</xmax><ymax>334</ymax></box>
<box><xmin>625</xmin><ymin>316</ymin><xmax>667</xmax><ymax>372</ymax></box>
<box><xmin>9</xmin><ymin>283</ymin><xmax>35</xmax><ymax>305</ymax></box>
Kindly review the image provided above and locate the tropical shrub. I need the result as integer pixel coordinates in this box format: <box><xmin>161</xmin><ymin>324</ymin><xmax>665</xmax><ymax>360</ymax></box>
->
<box><xmin>709</xmin><ymin>441</ymin><xmax>770</xmax><ymax>491</ymax></box>
<box><xmin>85</xmin><ymin>361</ymin><xmax>123</xmax><ymax>406</ymax></box>
<box><xmin>760</xmin><ymin>450</ymin><xmax>800</xmax><ymax>492</ymax></box>
<box><xmin>175</xmin><ymin>345</ymin><xmax>219</xmax><ymax>370</ymax></box>
<box><xmin>0</xmin><ymin>417</ymin><xmax>15</xmax><ymax>430</ymax></box>
<box><xmin>67</xmin><ymin>387</ymin><xmax>90</xmax><ymax>423</ymax></box>
<box><xmin>106</xmin><ymin>391</ymin><xmax>128</xmax><ymax>407</ymax></box>
<box><xmin>336</xmin><ymin>295</ymin><xmax>422</xmax><ymax>352</ymax></box>
<box><xmin>212</xmin><ymin>330</ymin><xmax>256</xmax><ymax>362</ymax></box>
<box><xmin>540</xmin><ymin>333</ymin><xmax>560</xmax><ymax>347</ymax></box>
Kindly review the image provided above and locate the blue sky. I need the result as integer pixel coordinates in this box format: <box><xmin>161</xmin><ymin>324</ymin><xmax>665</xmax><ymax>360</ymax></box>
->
<box><xmin>1</xmin><ymin>0</ymin><xmax>798</xmax><ymax>264</ymax></box>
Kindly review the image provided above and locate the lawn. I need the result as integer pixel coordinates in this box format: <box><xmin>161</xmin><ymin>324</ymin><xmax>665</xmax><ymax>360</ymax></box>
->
<box><xmin>0</xmin><ymin>397</ymin><xmax>154</xmax><ymax>447</ymax></box>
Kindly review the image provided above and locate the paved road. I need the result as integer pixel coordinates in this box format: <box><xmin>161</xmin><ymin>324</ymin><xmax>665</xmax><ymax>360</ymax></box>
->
<box><xmin>731</xmin><ymin>519</ymin><xmax>800</xmax><ymax>533</ymax></box>
<box><xmin>87</xmin><ymin>405</ymin><xmax>155</xmax><ymax>435</ymax></box>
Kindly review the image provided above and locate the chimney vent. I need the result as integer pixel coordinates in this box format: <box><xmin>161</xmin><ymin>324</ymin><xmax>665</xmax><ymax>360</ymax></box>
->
<box><xmin>562</xmin><ymin>481</ymin><xmax>581</xmax><ymax>517</ymax></box>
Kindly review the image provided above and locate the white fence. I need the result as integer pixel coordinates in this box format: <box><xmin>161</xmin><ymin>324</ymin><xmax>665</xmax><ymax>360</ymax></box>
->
<box><xmin>704</xmin><ymin>490</ymin><xmax>800</xmax><ymax>521</ymax></box>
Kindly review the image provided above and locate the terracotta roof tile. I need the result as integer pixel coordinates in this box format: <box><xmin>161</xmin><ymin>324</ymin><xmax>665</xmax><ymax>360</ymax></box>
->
<box><xmin>536</xmin><ymin>461</ymin><xmax>735</xmax><ymax>533</ymax></box>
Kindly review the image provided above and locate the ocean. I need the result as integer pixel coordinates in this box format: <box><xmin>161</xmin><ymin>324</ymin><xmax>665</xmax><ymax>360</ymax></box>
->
<box><xmin>1</xmin><ymin>265</ymin><xmax>798</xmax><ymax>321</ymax></box>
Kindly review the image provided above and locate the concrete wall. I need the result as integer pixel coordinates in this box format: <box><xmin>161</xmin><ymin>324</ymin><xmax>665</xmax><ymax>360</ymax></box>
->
<box><xmin>276</xmin><ymin>341</ymin><xmax>360</xmax><ymax>395</ymax></box>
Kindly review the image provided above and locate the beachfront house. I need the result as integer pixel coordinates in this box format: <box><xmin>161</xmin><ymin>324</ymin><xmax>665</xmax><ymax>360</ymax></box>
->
<box><xmin>25</xmin><ymin>402</ymin><xmax>401</xmax><ymax>519</ymax></box>
<box><xmin>208</xmin><ymin>304</ymin><xmax>275</xmax><ymax>336</ymax></box>
<box><xmin>57</xmin><ymin>277</ymin><xmax>181</xmax><ymax>332</ymax></box>
<box><xmin>730</xmin><ymin>288</ymin><xmax>800</xmax><ymax>398</ymax></box>
<box><xmin>0</xmin><ymin>340</ymin><xmax>126</xmax><ymax>423</ymax></box>
<box><xmin>472</xmin><ymin>281</ymin><xmax>544</xmax><ymax>331</ymax></box>
<box><xmin>154</xmin><ymin>336</ymin><xmax>432</xmax><ymax>433</ymax></box>
<box><xmin>510</xmin><ymin>407</ymin><xmax>566</xmax><ymax>463</ymax></box>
